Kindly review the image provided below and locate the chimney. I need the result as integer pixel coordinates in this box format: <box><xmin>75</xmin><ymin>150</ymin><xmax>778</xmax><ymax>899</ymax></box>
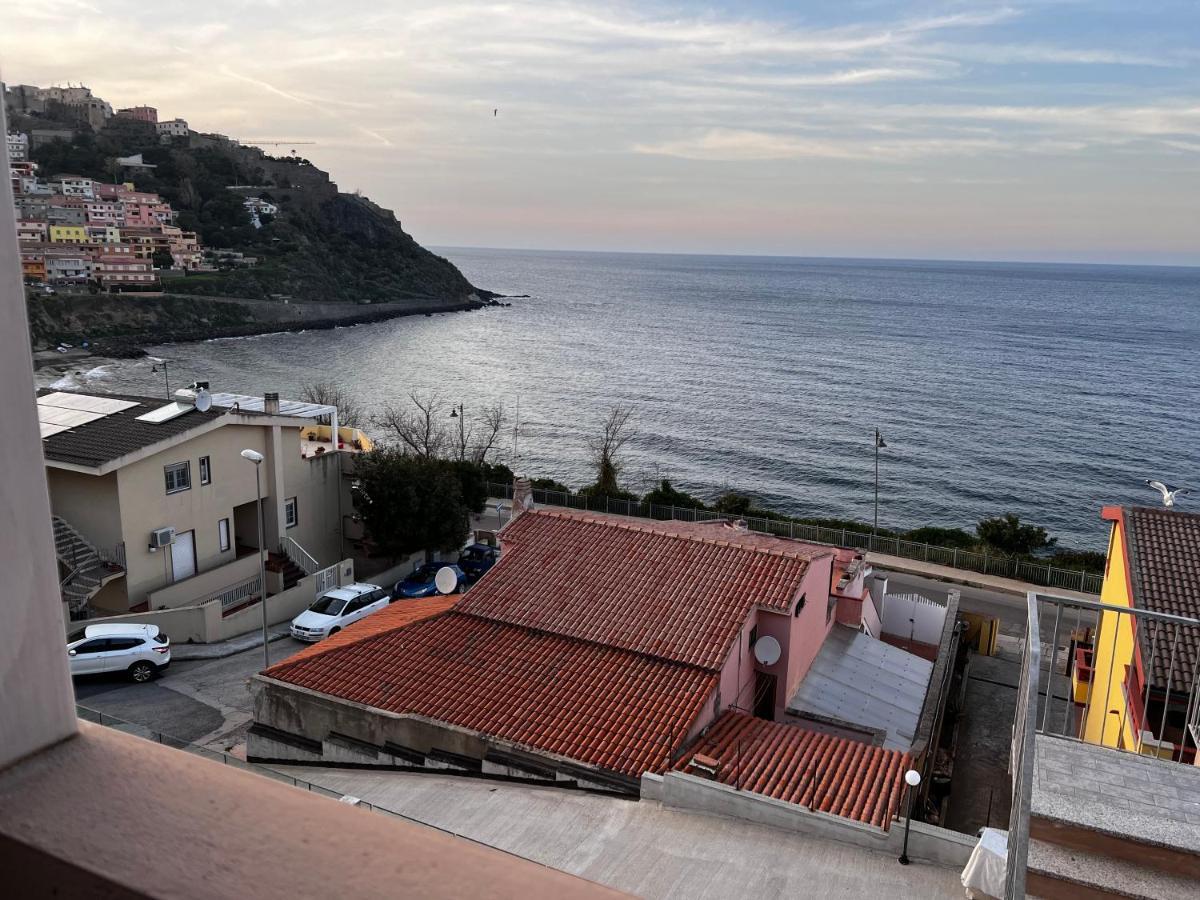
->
<box><xmin>263</xmin><ymin>392</ymin><xmax>279</xmax><ymax>415</ymax></box>
<box><xmin>510</xmin><ymin>475</ymin><xmax>533</xmax><ymax>521</ymax></box>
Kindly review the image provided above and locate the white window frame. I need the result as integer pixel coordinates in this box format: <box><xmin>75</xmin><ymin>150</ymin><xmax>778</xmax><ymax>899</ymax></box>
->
<box><xmin>284</xmin><ymin>496</ymin><xmax>298</xmax><ymax>529</ymax></box>
<box><xmin>218</xmin><ymin>517</ymin><xmax>231</xmax><ymax>552</ymax></box>
<box><xmin>164</xmin><ymin>461</ymin><xmax>191</xmax><ymax>494</ymax></box>
<box><xmin>199</xmin><ymin>455</ymin><xmax>211</xmax><ymax>486</ymax></box>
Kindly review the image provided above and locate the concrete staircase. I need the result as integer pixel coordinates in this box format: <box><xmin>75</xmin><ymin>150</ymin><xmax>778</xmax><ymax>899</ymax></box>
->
<box><xmin>279</xmin><ymin>556</ymin><xmax>304</xmax><ymax>591</ymax></box>
<box><xmin>1026</xmin><ymin>734</ymin><xmax>1200</xmax><ymax>899</ymax></box>
<box><xmin>54</xmin><ymin>516</ymin><xmax>124</xmax><ymax>618</ymax></box>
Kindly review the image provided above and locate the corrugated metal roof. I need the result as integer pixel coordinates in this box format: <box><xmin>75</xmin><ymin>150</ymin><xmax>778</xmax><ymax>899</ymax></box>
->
<box><xmin>208</xmin><ymin>392</ymin><xmax>334</xmax><ymax>420</ymax></box>
<box><xmin>786</xmin><ymin>624</ymin><xmax>932</xmax><ymax>751</ymax></box>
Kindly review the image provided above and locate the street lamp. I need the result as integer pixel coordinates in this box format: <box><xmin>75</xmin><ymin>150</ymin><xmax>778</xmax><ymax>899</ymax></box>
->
<box><xmin>898</xmin><ymin>768</ymin><xmax>922</xmax><ymax>865</ymax></box>
<box><xmin>240</xmin><ymin>448</ymin><xmax>270</xmax><ymax>670</ymax></box>
<box><xmin>873</xmin><ymin>428</ymin><xmax>887</xmax><ymax>540</ymax></box>
<box><xmin>150</xmin><ymin>360</ymin><xmax>170</xmax><ymax>399</ymax></box>
<box><xmin>449</xmin><ymin>403</ymin><xmax>465</xmax><ymax>459</ymax></box>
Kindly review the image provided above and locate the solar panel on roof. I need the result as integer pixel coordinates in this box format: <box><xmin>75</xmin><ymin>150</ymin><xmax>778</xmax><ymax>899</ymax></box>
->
<box><xmin>38</xmin><ymin>392</ymin><xmax>138</xmax><ymax>414</ymax></box>
<box><xmin>134</xmin><ymin>401</ymin><xmax>196</xmax><ymax>424</ymax></box>
<box><xmin>39</xmin><ymin>421</ymin><xmax>72</xmax><ymax>438</ymax></box>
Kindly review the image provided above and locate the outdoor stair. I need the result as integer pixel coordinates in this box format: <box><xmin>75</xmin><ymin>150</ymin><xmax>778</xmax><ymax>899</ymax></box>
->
<box><xmin>1026</xmin><ymin>734</ymin><xmax>1200</xmax><ymax>899</ymax></box>
<box><xmin>53</xmin><ymin>516</ymin><xmax>124</xmax><ymax>617</ymax></box>
<box><xmin>280</xmin><ymin>558</ymin><xmax>304</xmax><ymax>591</ymax></box>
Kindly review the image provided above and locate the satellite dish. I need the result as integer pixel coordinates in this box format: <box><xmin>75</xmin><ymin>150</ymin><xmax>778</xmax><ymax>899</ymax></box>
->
<box><xmin>194</xmin><ymin>388</ymin><xmax>212</xmax><ymax>412</ymax></box>
<box><xmin>753</xmin><ymin>635</ymin><xmax>781</xmax><ymax>666</ymax></box>
<box><xmin>434</xmin><ymin>566</ymin><xmax>459</xmax><ymax>595</ymax></box>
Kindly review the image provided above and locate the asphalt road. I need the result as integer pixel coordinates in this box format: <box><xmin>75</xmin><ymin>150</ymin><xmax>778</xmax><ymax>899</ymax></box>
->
<box><xmin>72</xmin><ymin>636</ymin><xmax>311</xmax><ymax>752</ymax></box>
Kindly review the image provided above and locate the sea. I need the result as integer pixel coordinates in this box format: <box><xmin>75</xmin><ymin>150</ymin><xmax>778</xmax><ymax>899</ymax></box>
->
<box><xmin>41</xmin><ymin>249</ymin><xmax>1200</xmax><ymax>551</ymax></box>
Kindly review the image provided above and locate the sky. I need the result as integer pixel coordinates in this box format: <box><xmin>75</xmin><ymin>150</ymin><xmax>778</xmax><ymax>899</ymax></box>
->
<box><xmin>1</xmin><ymin>1</ymin><xmax>1198</xmax><ymax>264</ymax></box>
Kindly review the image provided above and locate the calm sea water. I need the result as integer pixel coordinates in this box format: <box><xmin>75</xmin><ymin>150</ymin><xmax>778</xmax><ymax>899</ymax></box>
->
<box><xmin>47</xmin><ymin>250</ymin><xmax>1200</xmax><ymax>550</ymax></box>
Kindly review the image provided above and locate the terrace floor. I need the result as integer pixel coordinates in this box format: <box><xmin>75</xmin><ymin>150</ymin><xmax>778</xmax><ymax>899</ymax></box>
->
<box><xmin>278</xmin><ymin>767</ymin><xmax>963</xmax><ymax>899</ymax></box>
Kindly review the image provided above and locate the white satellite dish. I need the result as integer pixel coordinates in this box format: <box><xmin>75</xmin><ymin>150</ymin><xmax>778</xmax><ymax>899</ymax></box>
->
<box><xmin>194</xmin><ymin>388</ymin><xmax>212</xmax><ymax>413</ymax></box>
<box><xmin>753</xmin><ymin>635</ymin><xmax>781</xmax><ymax>666</ymax></box>
<box><xmin>434</xmin><ymin>566</ymin><xmax>459</xmax><ymax>595</ymax></box>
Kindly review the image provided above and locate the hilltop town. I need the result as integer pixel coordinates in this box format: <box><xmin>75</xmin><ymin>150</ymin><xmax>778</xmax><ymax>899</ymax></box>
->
<box><xmin>4</xmin><ymin>83</ymin><xmax>492</xmax><ymax>354</ymax></box>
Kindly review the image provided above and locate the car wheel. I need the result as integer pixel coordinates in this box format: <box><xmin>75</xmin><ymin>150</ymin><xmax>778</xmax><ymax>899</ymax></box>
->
<box><xmin>328</xmin><ymin>627</ymin><xmax>341</xmax><ymax>636</ymax></box>
<box><xmin>128</xmin><ymin>661</ymin><xmax>156</xmax><ymax>683</ymax></box>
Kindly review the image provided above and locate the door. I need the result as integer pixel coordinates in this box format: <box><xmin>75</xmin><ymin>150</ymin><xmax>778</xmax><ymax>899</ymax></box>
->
<box><xmin>98</xmin><ymin>637</ymin><xmax>142</xmax><ymax>673</ymax></box>
<box><xmin>753</xmin><ymin>671</ymin><xmax>777</xmax><ymax>720</ymax></box>
<box><xmin>171</xmin><ymin>530</ymin><xmax>196</xmax><ymax>582</ymax></box>
<box><xmin>69</xmin><ymin>638</ymin><xmax>109</xmax><ymax>674</ymax></box>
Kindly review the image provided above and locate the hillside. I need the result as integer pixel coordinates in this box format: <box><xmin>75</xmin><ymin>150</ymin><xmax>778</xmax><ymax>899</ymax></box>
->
<box><xmin>20</xmin><ymin>112</ymin><xmax>486</xmax><ymax>305</ymax></box>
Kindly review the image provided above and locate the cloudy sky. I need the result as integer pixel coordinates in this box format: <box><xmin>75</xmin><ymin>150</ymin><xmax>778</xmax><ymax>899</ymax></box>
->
<box><xmin>2</xmin><ymin>1</ymin><xmax>1197</xmax><ymax>263</ymax></box>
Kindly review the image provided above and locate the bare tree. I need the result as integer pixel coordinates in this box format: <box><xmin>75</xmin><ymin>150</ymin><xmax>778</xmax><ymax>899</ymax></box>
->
<box><xmin>300</xmin><ymin>380</ymin><xmax>364</xmax><ymax>428</ymax></box>
<box><xmin>589</xmin><ymin>405</ymin><xmax>636</xmax><ymax>495</ymax></box>
<box><xmin>372</xmin><ymin>392</ymin><xmax>447</xmax><ymax>458</ymax></box>
<box><xmin>471</xmin><ymin>403</ymin><xmax>505</xmax><ymax>464</ymax></box>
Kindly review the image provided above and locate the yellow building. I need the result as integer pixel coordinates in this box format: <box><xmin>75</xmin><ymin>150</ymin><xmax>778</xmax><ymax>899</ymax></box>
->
<box><xmin>48</xmin><ymin>225</ymin><xmax>88</xmax><ymax>244</ymax></box>
<box><xmin>1082</xmin><ymin>506</ymin><xmax>1200</xmax><ymax>761</ymax></box>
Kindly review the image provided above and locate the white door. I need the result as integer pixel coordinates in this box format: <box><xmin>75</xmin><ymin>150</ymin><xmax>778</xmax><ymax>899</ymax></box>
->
<box><xmin>171</xmin><ymin>530</ymin><xmax>196</xmax><ymax>582</ymax></box>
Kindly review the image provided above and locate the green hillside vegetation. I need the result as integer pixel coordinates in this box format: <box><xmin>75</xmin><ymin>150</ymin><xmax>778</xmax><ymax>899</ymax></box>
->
<box><xmin>26</xmin><ymin>116</ymin><xmax>482</xmax><ymax>304</ymax></box>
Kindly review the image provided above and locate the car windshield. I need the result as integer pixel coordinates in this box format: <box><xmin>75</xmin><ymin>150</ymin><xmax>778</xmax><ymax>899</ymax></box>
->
<box><xmin>309</xmin><ymin>595</ymin><xmax>348</xmax><ymax>616</ymax></box>
<box><xmin>407</xmin><ymin>566</ymin><xmax>438</xmax><ymax>583</ymax></box>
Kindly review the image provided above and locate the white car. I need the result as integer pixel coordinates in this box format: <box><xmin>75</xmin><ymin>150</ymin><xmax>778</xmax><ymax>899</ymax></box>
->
<box><xmin>67</xmin><ymin>623</ymin><xmax>171</xmax><ymax>682</ymax></box>
<box><xmin>290</xmin><ymin>583</ymin><xmax>390</xmax><ymax>642</ymax></box>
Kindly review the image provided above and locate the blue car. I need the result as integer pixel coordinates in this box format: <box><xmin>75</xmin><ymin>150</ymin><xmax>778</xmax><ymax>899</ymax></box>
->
<box><xmin>457</xmin><ymin>543</ymin><xmax>501</xmax><ymax>583</ymax></box>
<box><xmin>394</xmin><ymin>563</ymin><xmax>465</xmax><ymax>599</ymax></box>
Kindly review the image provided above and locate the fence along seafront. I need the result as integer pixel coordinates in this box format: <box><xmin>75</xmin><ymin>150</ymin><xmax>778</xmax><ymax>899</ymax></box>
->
<box><xmin>484</xmin><ymin>482</ymin><xmax>1102</xmax><ymax>595</ymax></box>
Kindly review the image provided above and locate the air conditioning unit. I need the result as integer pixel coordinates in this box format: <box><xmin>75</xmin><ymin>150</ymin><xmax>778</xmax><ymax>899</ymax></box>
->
<box><xmin>149</xmin><ymin>527</ymin><xmax>176</xmax><ymax>550</ymax></box>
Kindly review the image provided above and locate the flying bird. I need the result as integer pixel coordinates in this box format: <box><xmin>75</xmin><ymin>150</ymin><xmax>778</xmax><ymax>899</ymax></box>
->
<box><xmin>1146</xmin><ymin>479</ymin><xmax>1191</xmax><ymax>508</ymax></box>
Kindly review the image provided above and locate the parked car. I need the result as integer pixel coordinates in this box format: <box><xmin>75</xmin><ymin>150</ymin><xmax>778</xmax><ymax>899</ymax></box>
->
<box><xmin>394</xmin><ymin>563</ymin><xmax>466</xmax><ymax>599</ymax></box>
<box><xmin>457</xmin><ymin>543</ymin><xmax>501</xmax><ymax>583</ymax></box>
<box><xmin>290</xmin><ymin>583</ymin><xmax>390</xmax><ymax>642</ymax></box>
<box><xmin>66</xmin><ymin>623</ymin><xmax>170</xmax><ymax>682</ymax></box>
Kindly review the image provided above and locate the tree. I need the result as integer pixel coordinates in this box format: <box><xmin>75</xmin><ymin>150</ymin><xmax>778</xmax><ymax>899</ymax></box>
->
<box><xmin>372</xmin><ymin>392</ymin><xmax>447</xmax><ymax>458</ymax></box>
<box><xmin>713</xmin><ymin>492</ymin><xmax>754</xmax><ymax>516</ymax></box>
<box><xmin>587</xmin><ymin>405</ymin><xmax>635</xmax><ymax>496</ymax></box>
<box><xmin>976</xmin><ymin>514</ymin><xmax>1056</xmax><ymax>556</ymax></box>
<box><xmin>152</xmin><ymin>248</ymin><xmax>174</xmax><ymax>270</ymax></box>
<box><xmin>301</xmin><ymin>379</ymin><xmax>364</xmax><ymax>428</ymax></box>
<box><xmin>643</xmin><ymin>479</ymin><xmax>708</xmax><ymax>511</ymax></box>
<box><xmin>471</xmin><ymin>403</ymin><xmax>505</xmax><ymax>464</ymax></box>
<box><xmin>352</xmin><ymin>449</ymin><xmax>470</xmax><ymax>561</ymax></box>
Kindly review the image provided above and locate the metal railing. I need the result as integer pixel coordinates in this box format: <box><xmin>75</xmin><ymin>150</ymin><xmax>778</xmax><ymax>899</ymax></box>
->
<box><xmin>208</xmin><ymin>573</ymin><xmax>263</xmax><ymax>612</ymax></box>
<box><xmin>76</xmin><ymin>705</ymin><xmax>566</xmax><ymax>873</ymax></box>
<box><xmin>1005</xmin><ymin>592</ymin><xmax>1200</xmax><ymax>897</ymax></box>
<box><xmin>281</xmin><ymin>535</ymin><xmax>320</xmax><ymax>576</ymax></box>
<box><xmin>485</xmin><ymin>481</ymin><xmax>1103</xmax><ymax>593</ymax></box>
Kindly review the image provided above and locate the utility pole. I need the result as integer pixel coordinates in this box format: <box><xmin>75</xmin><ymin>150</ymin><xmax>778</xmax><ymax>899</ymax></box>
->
<box><xmin>874</xmin><ymin>428</ymin><xmax>887</xmax><ymax>537</ymax></box>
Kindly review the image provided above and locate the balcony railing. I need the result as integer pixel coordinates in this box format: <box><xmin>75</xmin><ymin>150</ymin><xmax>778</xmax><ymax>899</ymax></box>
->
<box><xmin>1006</xmin><ymin>591</ymin><xmax>1200</xmax><ymax>897</ymax></box>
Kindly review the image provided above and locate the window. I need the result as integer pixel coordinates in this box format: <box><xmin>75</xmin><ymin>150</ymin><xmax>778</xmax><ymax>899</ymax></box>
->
<box><xmin>218</xmin><ymin>518</ymin><xmax>230</xmax><ymax>553</ymax></box>
<box><xmin>164</xmin><ymin>461</ymin><xmax>191</xmax><ymax>494</ymax></box>
<box><xmin>284</xmin><ymin>497</ymin><xmax>298</xmax><ymax>529</ymax></box>
<box><xmin>748</xmin><ymin>625</ymin><xmax>758</xmax><ymax>650</ymax></box>
<box><xmin>199</xmin><ymin>456</ymin><xmax>211</xmax><ymax>485</ymax></box>
<box><xmin>106</xmin><ymin>638</ymin><xmax>143</xmax><ymax>651</ymax></box>
<box><xmin>71</xmin><ymin>640</ymin><xmax>108</xmax><ymax>655</ymax></box>
<box><xmin>794</xmin><ymin>593</ymin><xmax>806</xmax><ymax>617</ymax></box>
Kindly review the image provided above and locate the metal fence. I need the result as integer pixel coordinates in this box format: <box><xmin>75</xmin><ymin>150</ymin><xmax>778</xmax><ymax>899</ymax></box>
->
<box><xmin>486</xmin><ymin>482</ymin><xmax>1103</xmax><ymax>593</ymax></box>
<box><xmin>1004</xmin><ymin>592</ymin><xmax>1200</xmax><ymax>897</ymax></box>
<box><xmin>76</xmin><ymin>705</ymin><xmax>565</xmax><ymax>871</ymax></box>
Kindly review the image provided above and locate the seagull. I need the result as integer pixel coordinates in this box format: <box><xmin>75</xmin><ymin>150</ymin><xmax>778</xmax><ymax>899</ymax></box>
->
<box><xmin>1146</xmin><ymin>479</ymin><xmax>1191</xmax><ymax>508</ymax></box>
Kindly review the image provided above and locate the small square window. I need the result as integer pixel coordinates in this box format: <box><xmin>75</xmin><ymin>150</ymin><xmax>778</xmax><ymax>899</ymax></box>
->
<box><xmin>164</xmin><ymin>461</ymin><xmax>191</xmax><ymax>494</ymax></box>
<box><xmin>284</xmin><ymin>497</ymin><xmax>298</xmax><ymax>529</ymax></box>
<box><xmin>199</xmin><ymin>455</ymin><xmax>211</xmax><ymax>485</ymax></box>
<box><xmin>218</xmin><ymin>518</ymin><xmax>230</xmax><ymax>552</ymax></box>
<box><xmin>749</xmin><ymin>625</ymin><xmax>758</xmax><ymax>650</ymax></box>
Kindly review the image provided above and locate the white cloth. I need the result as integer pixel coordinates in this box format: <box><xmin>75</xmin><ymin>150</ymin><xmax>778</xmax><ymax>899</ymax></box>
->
<box><xmin>961</xmin><ymin>827</ymin><xmax>1008</xmax><ymax>900</ymax></box>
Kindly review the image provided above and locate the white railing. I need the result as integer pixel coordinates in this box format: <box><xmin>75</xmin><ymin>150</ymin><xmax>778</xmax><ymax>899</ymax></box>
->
<box><xmin>280</xmin><ymin>536</ymin><xmax>320</xmax><ymax>576</ymax></box>
<box><xmin>313</xmin><ymin>564</ymin><xmax>338</xmax><ymax>597</ymax></box>
<box><xmin>211</xmin><ymin>574</ymin><xmax>263</xmax><ymax>612</ymax></box>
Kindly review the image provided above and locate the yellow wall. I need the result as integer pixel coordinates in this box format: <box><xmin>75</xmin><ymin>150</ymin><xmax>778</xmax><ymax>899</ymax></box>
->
<box><xmin>49</xmin><ymin>225</ymin><xmax>87</xmax><ymax>243</ymax></box>
<box><xmin>1083</xmin><ymin>520</ymin><xmax>1138</xmax><ymax>749</ymax></box>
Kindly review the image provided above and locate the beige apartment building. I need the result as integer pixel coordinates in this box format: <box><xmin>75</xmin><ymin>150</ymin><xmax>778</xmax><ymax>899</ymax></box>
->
<box><xmin>39</xmin><ymin>387</ymin><xmax>361</xmax><ymax>620</ymax></box>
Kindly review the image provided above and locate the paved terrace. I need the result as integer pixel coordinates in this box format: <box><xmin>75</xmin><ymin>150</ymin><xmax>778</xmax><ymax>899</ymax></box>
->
<box><xmin>280</xmin><ymin>767</ymin><xmax>961</xmax><ymax>899</ymax></box>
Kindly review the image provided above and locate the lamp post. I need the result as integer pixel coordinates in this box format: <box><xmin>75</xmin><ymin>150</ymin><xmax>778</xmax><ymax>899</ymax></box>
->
<box><xmin>873</xmin><ymin>428</ymin><xmax>887</xmax><ymax>540</ymax></box>
<box><xmin>150</xmin><ymin>360</ymin><xmax>170</xmax><ymax>399</ymax></box>
<box><xmin>898</xmin><ymin>768</ymin><xmax>922</xmax><ymax>865</ymax></box>
<box><xmin>449</xmin><ymin>403</ymin><xmax>465</xmax><ymax>460</ymax></box>
<box><xmin>240</xmin><ymin>448</ymin><xmax>270</xmax><ymax>670</ymax></box>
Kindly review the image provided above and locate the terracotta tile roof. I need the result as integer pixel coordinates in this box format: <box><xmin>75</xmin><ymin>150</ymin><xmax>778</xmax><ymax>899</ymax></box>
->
<box><xmin>457</xmin><ymin>509</ymin><xmax>818</xmax><ymax>669</ymax></box>
<box><xmin>266</xmin><ymin>611</ymin><xmax>716</xmax><ymax>777</ymax></box>
<box><xmin>1124</xmin><ymin>506</ymin><xmax>1200</xmax><ymax>692</ymax></box>
<box><xmin>675</xmin><ymin>711</ymin><xmax>910</xmax><ymax>829</ymax></box>
<box><xmin>272</xmin><ymin>595</ymin><xmax>459</xmax><ymax>669</ymax></box>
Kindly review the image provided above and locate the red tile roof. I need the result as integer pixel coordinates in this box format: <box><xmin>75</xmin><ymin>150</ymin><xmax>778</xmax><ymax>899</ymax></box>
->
<box><xmin>1123</xmin><ymin>506</ymin><xmax>1200</xmax><ymax>692</ymax></box>
<box><xmin>457</xmin><ymin>509</ymin><xmax>821</xmax><ymax>669</ymax></box>
<box><xmin>675</xmin><ymin>711</ymin><xmax>910</xmax><ymax>829</ymax></box>
<box><xmin>274</xmin><ymin>595</ymin><xmax>460</xmax><ymax>669</ymax></box>
<box><xmin>266</xmin><ymin>611</ymin><xmax>717</xmax><ymax>777</ymax></box>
